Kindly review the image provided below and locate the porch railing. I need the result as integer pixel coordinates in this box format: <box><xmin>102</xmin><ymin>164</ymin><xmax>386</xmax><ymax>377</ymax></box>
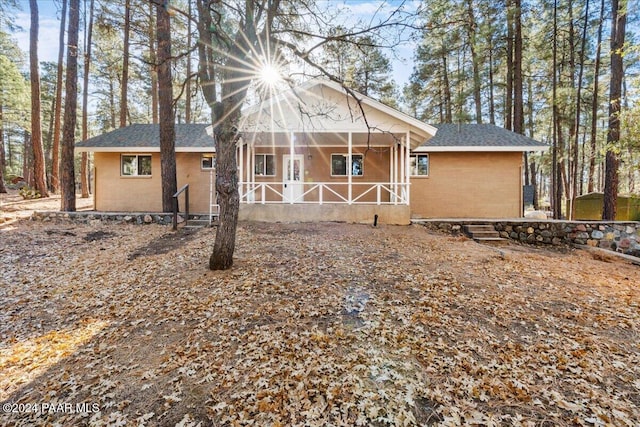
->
<box><xmin>239</xmin><ymin>182</ymin><xmax>410</xmax><ymax>205</ymax></box>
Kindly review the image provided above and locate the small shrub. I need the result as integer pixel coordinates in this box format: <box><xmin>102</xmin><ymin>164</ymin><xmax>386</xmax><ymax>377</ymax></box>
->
<box><xmin>19</xmin><ymin>186</ymin><xmax>41</xmax><ymax>200</ymax></box>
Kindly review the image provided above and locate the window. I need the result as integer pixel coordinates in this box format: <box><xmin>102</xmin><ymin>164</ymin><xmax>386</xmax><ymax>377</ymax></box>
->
<box><xmin>410</xmin><ymin>154</ymin><xmax>429</xmax><ymax>176</ymax></box>
<box><xmin>201</xmin><ymin>153</ymin><xmax>216</xmax><ymax>170</ymax></box>
<box><xmin>121</xmin><ymin>155</ymin><xmax>152</xmax><ymax>176</ymax></box>
<box><xmin>254</xmin><ymin>154</ymin><xmax>275</xmax><ymax>176</ymax></box>
<box><xmin>331</xmin><ymin>154</ymin><xmax>363</xmax><ymax>176</ymax></box>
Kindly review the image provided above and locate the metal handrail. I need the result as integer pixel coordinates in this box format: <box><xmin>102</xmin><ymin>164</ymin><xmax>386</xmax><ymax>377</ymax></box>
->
<box><xmin>172</xmin><ymin>184</ymin><xmax>189</xmax><ymax>230</ymax></box>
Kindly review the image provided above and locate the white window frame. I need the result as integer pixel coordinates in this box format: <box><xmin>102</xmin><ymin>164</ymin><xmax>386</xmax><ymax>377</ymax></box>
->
<box><xmin>331</xmin><ymin>153</ymin><xmax>364</xmax><ymax>177</ymax></box>
<box><xmin>121</xmin><ymin>154</ymin><xmax>152</xmax><ymax>177</ymax></box>
<box><xmin>201</xmin><ymin>153</ymin><xmax>216</xmax><ymax>170</ymax></box>
<box><xmin>254</xmin><ymin>153</ymin><xmax>276</xmax><ymax>176</ymax></box>
<box><xmin>410</xmin><ymin>154</ymin><xmax>429</xmax><ymax>177</ymax></box>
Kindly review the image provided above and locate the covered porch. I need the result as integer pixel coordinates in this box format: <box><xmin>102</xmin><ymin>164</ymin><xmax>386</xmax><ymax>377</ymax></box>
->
<box><xmin>231</xmin><ymin>79</ymin><xmax>436</xmax><ymax>224</ymax></box>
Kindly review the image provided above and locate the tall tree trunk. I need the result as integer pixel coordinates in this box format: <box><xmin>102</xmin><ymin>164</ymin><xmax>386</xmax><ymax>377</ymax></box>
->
<box><xmin>81</xmin><ymin>0</ymin><xmax>95</xmax><ymax>199</ymax></box>
<box><xmin>512</xmin><ymin>0</ymin><xmax>523</xmax><ymax>134</ymax></box>
<box><xmin>487</xmin><ymin>35</ymin><xmax>496</xmax><ymax>125</ymax></box>
<box><xmin>505</xmin><ymin>0</ymin><xmax>513</xmax><ymax>130</ymax></box>
<box><xmin>602</xmin><ymin>0</ymin><xmax>626</xmax><ymax>220</ymax></box>
<box><xmin>149</xmin><ymin>2</ymin><xmax>158</xmax><ymax>124</ymax></box>
<box><xmin>23</xmin><ymin>132</ymin><xmax>32</xmax><ymax>187</ymax></box>
<box><xmin>465</xmin><ymin>0</ymin><xmax>482</xmax><ymax>123</ymax></box>
<box><xmin>156</xmin><ymin>1</ymin><xmax>177</xmax><ymax>212</ymax></box>
<box><xmin>569</xmin><ymin>0</ymin><xmax>589</xmax><ymax>219</ymax></box>
<box><xmin>530</xmin><ymin>160</ymin><xmax>538</xmax><ymax>210</ymax></box>
<box><xmin>51</xmin><ymin>0</ymin><xmax>67</xmax><ymax>194</ymax></box>
<box><xmin>441</xmin><ymin>48</ymin><xmax>452</xmax><ymax>123</ymax></box>
<box><xmin>108</xmin><ymin>76</ymin><xmax>116</xmax><ymax>129</ymax></box>
<box><xmin>120</xmin><ymin>0</ymin><xmax>130</xmax><ymax>128</ymax></box>
<box><xmin>185</xmin><ymin>0</ymin><xmax>192</xmax><ymax>124</ymax></box>
<box><xmin>588</xmin><ymin>0</ymin><xmax>605</xmax><ymax>193</ymax></box>
<box><xmin>551</xmin><ymin>0</ymin><xmax>561</xmax><ymax>219</ymax></box>
<box><xmin>29</xmin><ymin>0</ymin><xmax>49</xmax><ymax>197</ymax></box>
<box><xmin>61</xmin><ymin>0</ymin><xmax>79</xmax><ymax>211</ymax></box>
<box><xmin>0</xmin><ymin>105</ymin><xmax>6</xmax><ymax>193</ymax></box>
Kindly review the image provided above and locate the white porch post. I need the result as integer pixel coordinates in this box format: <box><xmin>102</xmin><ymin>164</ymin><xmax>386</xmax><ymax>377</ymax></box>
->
<box><xmin>405</xmin><ymin>131</ymin><xmax>411</xmax><ymax>205</ymax></box>
<box><xmin>289</xmin><ymin>131</ymin><xmax>295</xmax><ymax>204</ymax></box>
<box><xmin>348</xmin><ymin>132</ymin><xmax>353</xmax><ymax>204</ymax></box>
<box><xmin>399</xmin><ymin>139</ymin><xmax>404</xmax><ymax>205</ymax></box>
<box><xmin>392</xmin><ymin>143</ymin><xmax>398</xmax><ymax>205</ymax></box>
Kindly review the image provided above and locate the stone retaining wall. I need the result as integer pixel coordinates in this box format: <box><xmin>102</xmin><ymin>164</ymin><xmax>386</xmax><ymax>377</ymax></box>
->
<box><xmin>32</xmin><ymin>211</ymin><xmax>179</xmax><ymax>225</ymax></box>
<box><xmin>419</xmin><ymin>219</ymin><xmax>640</xmax><ymax>257</ymax></box>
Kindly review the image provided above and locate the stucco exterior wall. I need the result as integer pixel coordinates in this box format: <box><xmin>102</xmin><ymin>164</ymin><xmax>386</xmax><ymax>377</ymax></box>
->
<box><xmin>410</xmin><ymin>152</ymin><xmax>523</xmax><ymax>218</ymax></box>
<box><xmin>94</xmin><ymin>152</ymin><xmax>214</xmax><ymax>213</ymax></box>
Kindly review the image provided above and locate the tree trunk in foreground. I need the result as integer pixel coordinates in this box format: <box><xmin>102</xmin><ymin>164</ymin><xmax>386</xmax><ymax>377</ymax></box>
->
<box><xmin>51</xmin><ymin>0</ymin><xmax>67</xmax><ymax>194</ymax></box>
<box><xmin>29</xmin><ymin>0</ymin><xmax>49</xmax><ymax>197</ymax></box>
<box><xmin>157</xmin><ymin>1</ymin><xmax>177</xmax><ymax>212</ymax></box>
<box><xmin>60</xmin><ymin>0</ymin><xmax>80</xmax><ymax>211</ymax></box>
<box><xmin>602</xmin><ymin>0</ymin><xmax>626</xmax><ymax>220</ymax></box>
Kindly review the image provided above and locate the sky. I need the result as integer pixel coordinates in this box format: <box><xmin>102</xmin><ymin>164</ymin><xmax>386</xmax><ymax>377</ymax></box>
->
<box><xmin>10</xmin><ymin>0</ymin><xmax>418</xmax><ymax>88</ymax></box>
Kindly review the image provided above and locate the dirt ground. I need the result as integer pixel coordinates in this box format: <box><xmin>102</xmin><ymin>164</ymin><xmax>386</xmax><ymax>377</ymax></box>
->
<box><xmin>0</xmin><ymin>202</ymin><xmax>639</xmax><ymax>426</ymax></box>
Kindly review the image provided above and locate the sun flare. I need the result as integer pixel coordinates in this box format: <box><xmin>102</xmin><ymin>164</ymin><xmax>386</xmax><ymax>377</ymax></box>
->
<box><xmin>258</xmin><ymin>62</ymin><xmax>282</xmax><ymax>86</ymax></box>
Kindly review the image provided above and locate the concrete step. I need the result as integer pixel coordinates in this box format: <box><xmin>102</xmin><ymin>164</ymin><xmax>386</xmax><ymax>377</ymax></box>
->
<box><xmin>464</xmin><ymin>224</ymin><xmax>496</xmax><ymax>233</ymax></box>
<box><xmin>468</xmin><ymin>230</ymin><xmax>501</xmax><ymax>238</ymax></box>
<box><xmin>473</xmin><ymin>237</ymin><xmax>509</xmax><ymax>245</ymax></box>
<box><xmin>463</xmin><ymin>224</ymin><xmax>508</xmax><ymax>245</ymax></box>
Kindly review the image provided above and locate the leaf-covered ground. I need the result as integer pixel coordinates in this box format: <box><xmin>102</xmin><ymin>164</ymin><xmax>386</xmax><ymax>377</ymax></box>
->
<box><xmin>0</xmin><ymin>217</ymin><xmax>639</xmax><ymax>426</ymax></box>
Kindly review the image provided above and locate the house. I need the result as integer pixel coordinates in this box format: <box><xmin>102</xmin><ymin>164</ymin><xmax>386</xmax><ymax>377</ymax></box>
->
<box><xmin>75</xmin><ymin>79</ymin><xmax>547</xmax><ymax>224</ymax></box>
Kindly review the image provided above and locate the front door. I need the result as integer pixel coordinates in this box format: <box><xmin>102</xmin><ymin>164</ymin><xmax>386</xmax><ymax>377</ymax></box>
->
<box><xmin>283</xmin><ymin>155</ymin><xmax>304</xmax><ymax>202</ymax></box>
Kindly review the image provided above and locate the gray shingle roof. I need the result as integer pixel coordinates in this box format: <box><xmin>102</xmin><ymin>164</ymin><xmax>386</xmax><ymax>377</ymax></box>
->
<box><xmin>75</xmin><ymin>124</ymin><xmax>213</xmax><ymax>149</ymax></box>
<box><xmin>421</xmin><ymin>124</ymin><xmax>547</xmax><ymax>149</ymax></box>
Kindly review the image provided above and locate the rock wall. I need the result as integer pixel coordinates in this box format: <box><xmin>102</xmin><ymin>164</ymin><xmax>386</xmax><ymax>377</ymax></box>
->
<box><xmin>32</xmin><ymin>211</ymin><xmax>177</xmax><ymax>225</ymax></box>
<box><xmin>420</xmin><ymin>219</ymin><xmax>640</xmax><ymax>257</ymax></box>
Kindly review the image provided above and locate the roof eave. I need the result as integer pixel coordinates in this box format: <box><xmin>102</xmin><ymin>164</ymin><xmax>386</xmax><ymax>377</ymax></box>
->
<box><xmin>75</xmin><ymin>147</ymin><xmax>215</xmax><ymax>153</ymax></box>
<box><xmin>413</xmin><ymin>145</ymin><xmax>550</xmax><ymax>153</ymax></box>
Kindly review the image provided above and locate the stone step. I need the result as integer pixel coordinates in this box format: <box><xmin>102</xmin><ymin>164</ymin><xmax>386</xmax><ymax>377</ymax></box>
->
<box><xmin>463</xmin><ymin>224</ymin><xmax>508</xmax><ymax>245</ymax></box>
<box><xmin>473</xmin><ymin>237</ymin><xmax>509</xmax><ymax>245</ymax></box>
<box><xmin>468</xmin><ymin>230</ymin><xmax>501</xmax><ymax>238</ymax></box>
<box><xmin>464</xmin><ymin>224</ymin><xmax>496</xmax><ymax>233</ymax></box>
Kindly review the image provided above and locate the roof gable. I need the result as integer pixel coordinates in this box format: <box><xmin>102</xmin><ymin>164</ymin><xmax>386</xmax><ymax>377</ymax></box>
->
<box><xmin>238</xmin><ymin>79</ymin><xmax>436</xmax><ymax>149</ymax></box>
<box><xmin>414</xmin><ymin>124</ymin><xmax>548</xmax><ymax>152</ymax></box>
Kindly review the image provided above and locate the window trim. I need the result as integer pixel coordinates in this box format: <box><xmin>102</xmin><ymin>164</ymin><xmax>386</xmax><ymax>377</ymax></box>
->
<box><xmin>410</xmin><ymin>154</ymin><xmax>430</xmax><ymax>177</ymax></box>
<box><xmin>330</xmin><ymin>153</ymin><xmax>364</xmax><ymax>177</ymax></box>
<box><xmin>121</xmin><ymin>154</ymin><xmax>152</xmax><ymax>177</ymax></box>
<box><xmin>201</xmin><ymin>153</ymin><xmax>216</xmax><ymax>170</ymax></box>
<box><xmin>254</xmin><ymin>153</ymin><xmax>276</xmax><ymax>176</ymax></box>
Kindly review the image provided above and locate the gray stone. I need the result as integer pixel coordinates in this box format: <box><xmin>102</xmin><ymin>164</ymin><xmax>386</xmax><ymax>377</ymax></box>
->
<box><xmin>591</xmin><ymin>230</ymin><xmax>604</xmax><ymax>239</ymax></box>
<box><xmin>541</xmin><ymin>230</ymin><xmax>552</xmax><ymax>238</ymax></box>
<box><xmin>552</xmin><ymin>237</ymin><xmax>562</xmax><ymax>245</ymax></box>
<box><xmin>124</xmin><ymin>215</ymin><xmax>133</xmax><ymax>222</ymax></box>
<box><xmin>626</xmin><ymin>226</ymin><xmax>636</xmax><ymax>234</ymax></box>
